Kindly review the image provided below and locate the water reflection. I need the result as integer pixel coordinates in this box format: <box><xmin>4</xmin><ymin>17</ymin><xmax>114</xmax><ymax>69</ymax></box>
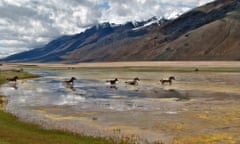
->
<box><xmin>65</xmin><ymin>83</ymin><xmax>76</xmax><ymax>91</ymax></box>
<box><xmin>1</xmin><ymin>68</ymin><xmax>240</xmax><ymax>143</ymax></box>
<box><xmin>2</xmin><ymin>68</ymin><xmax>238</xmax><ymax>111</ymax></box>
<box><xmin>7</xmin><ymin>82</ymin><xmax>18</xmax><ymax>90</ymax></box>
<box><xmin>107</xmin><ymin>85</ymin><xmax>118</xmax><ymax>90</ymax></box>
<box><xmin>143</xmin><ymin>88</ymin><xmax>190</xmax><ymax>101</ymax></box>
<box><xmin>0</xmin><ymin>70</ymin><xmax>146</xmax><ymax>110</ymax></box>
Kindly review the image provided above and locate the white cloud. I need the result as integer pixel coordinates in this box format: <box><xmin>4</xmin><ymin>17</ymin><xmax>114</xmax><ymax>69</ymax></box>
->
<box><xmin>0</xmin><ymin>0</ymin><xmax>214</xmax><ymax>58</ymax></box>
<box><xmin>0</xmin><ymin>47</ymin><xmax>31</xmax><ymax>58</ymax></box>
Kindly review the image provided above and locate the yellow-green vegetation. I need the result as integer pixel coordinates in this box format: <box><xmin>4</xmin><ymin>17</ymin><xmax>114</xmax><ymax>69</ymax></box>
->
<box><xmin>125</xmin><ymin>67</ymin><xmax>240</xmax><ymax>73</ymax></box>
<box><xmin>152</xmin><ymin>104</ymin><xmax>240</xmax><ymax>144</ymax></box>
<box><xmin>26</xmin><ymin>65</ymin><xmax>240</xmax><ymax>73</ymax></box>
<box><xmin>172</xmin><ymin>132</ymin><xmax>237</xmax><ymax>144</ymax></box>
<box><xmin>0</xmin><ymin>70</ymin><xmax>38</xmax><ymax>85</ymax></box>
<box><xmin>0</xmin><ymin>100</ymin><xmax>113</xmax><ymax>144</ymax></box>
<box><xmin>0</xmin><ymin>71</ymin><xmax>113</xmax><ymax>144</ymax></box>
<box><xmin>74</xmin><ymin>67</ymin><xmax>240</xmax><ymax>73</ymax></box>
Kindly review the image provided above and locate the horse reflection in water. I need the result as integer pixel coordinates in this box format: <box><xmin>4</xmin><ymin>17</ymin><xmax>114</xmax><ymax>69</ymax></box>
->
<box><xmin>108</xmin><ymin>85</ymin><xmax>118</xmax><ymax>90</ymax></box>
<box><xmin>65</xmin><ymin>83</ymin><xmax>76</xmax><ymax>91</ymax></box>
<box><xmin>8</xmin><ymin>82</ymin><xmax>18</xmax><ymax>90</ymax></box>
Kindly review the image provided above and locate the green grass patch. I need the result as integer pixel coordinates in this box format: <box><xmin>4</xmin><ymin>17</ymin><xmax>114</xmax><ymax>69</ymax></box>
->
<box><xmin>0</xmin><ymin>103</ymin><xmax>113</xmax><ymax>144</ymax></box>
<box><xmin>0</xmin><ymin>71</ymin><xmax>39</xmax><ymax>85</ymax></box>
<box><xmin>22</xmin><ymin>64</ymin><xmax>240</xmax><ymax>73</ymax></box>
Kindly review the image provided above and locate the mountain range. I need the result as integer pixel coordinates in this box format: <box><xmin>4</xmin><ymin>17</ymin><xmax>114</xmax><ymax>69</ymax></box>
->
<box><xmin>2</xmin><ymin>0</ymin><xmax>240</xmax><ymax>63</ymax></box>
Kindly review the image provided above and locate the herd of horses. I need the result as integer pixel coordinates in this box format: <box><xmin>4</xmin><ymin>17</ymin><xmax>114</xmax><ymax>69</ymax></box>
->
<box><xmin>6</xmin><ymin>75</ymin><xmax>176</xmax><ymax>90</ymax></box>
<box><xmin>61</xmin><ymin>76</ymin><xmax>176</xmax><ymax>87</ymax></box>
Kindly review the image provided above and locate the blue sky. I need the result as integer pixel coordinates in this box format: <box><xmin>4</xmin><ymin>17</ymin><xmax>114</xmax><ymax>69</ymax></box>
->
<box><xmin>99</xmin><ymin>1</ymin><xmax>110</xmax><ymax>9</ymax></box>
<box><xmin>0</xmin><ymin>0</ymin><xmax>214</xmax><ymax>58</ymax></box>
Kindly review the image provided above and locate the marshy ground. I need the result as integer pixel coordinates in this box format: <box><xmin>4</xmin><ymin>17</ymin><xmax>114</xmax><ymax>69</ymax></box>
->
<box><xmin>1</xmin><ymin>62</ymin><xmax>240</xmax><ymax>144</ymax></box>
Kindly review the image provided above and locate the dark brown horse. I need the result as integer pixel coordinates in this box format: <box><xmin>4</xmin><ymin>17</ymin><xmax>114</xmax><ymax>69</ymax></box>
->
<box><xmin>106</xmin><ymin>78</ymin><xmax>118</xmax><ymax>85</ymax></box>
<box><xmin>6</xmin><ymin>76</ymin><xmax>18</xmax><ymax>82</ymax></box>
<box><xmin>125</xmin><ymin>77</ymin><xmax>140</xmax><ymax>85</ymax></box>
<box><xmin>64</xmin><ymin>77</ymin><xmax>76</xmax><ymax>85</ymax></box>
<box><xmin>160</xmin><ymin>76</ymin><xmax>175</xmax><ymax>85</ymax></box>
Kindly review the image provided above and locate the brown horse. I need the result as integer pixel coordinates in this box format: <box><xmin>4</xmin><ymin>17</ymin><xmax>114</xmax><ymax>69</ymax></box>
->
<box><xmin>106</xmin><ymin>78</ymin><xmax>118</xmax><ymax>85</ymax></box>
<box><xmin>6</xmin><ymin>76</ymin><xmax>18</xmax><ymax>82</ymax></box>
<box><xmin>64</xmin><ymin>77</ymin><xmax>76</xmax><ymax>85</ymax></box>
<box><xmin>125</xmin><ymin>77</ymin><xmax>140</xmax><ymax>85</ymax></box>
<box><xmin>160</xmin><ymin>76</ymin><xmax>175</xmax><ymax>85</ymax></box>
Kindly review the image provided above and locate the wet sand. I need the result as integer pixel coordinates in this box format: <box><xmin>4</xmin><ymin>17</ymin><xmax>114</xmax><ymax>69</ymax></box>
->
<box><xmin>1</xmin><ymin>61</ymin><xmax>240</xmax><ymax>143</ymax></box>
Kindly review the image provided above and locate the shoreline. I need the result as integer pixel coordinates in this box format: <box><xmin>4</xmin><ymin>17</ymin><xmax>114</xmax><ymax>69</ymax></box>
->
<box><xmin>3</xmin><ymin>61</ymin><xmax>240</xmax><ymax>68</ymax></box>
<box><xmin>0</xmin><ymin>69</ymin><xmax>113</xmax><ymax>144</ymax></box>
<box><xmin>1</xmin><ymin>62</ymin><xmax>240</xmax><ymax>144</ymax></box>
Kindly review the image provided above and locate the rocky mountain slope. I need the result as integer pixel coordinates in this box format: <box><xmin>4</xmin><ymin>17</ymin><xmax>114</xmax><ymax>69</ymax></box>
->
<box><xmin>2</xmin><ymin>0</ymin><xmax>240</xmax><ymax>63</ymax></box>
<box><xmin>108</xmin><ymin>0</ymin><xmax>240</xmax><ymax>61</ymax></box>
<box><xmin>3</xmin><ymin>18</ymin><xmax>166</xmax><ymax>63</ymax></box>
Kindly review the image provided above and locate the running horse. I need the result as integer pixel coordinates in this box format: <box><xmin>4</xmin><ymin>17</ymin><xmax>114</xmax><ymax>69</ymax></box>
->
<box><xmin>64</xmin><ymin>77</ymin><xmax>76</xmax><ymax>85</ymax></box>
<box><xmin>6</xmin><ymin>76</ymin><xmax>18</xmax><ymax>82</ymax></box>
<box><xmin>125</xmin><ymin>77</ymin><xmax>140</xmax><ymax>85</ymax></box>
<box><xmin>160</xmin><ymin>76</ymin><xmax>175</xmax><ymax>85</ymax></box>
<box><xmin>106</xmin><ymin>78</ymin><xmax>119</xmax><ymax>85</ymax></box>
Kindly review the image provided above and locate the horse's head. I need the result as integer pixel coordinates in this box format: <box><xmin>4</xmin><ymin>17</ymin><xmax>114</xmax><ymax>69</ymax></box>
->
<box><xmin>71</xmin><ymin>77</ymin><xmax>76</xmax><ymax>81</ymax></box>
<box><xmin>134</xmin><ymin>77</ymin><xmax>140</xmax><ymax>81</ymax></box>
<box><xmin>169</xmin><ymin>76</ymin><xmax>175</xmax><ymax>80</ymax></box>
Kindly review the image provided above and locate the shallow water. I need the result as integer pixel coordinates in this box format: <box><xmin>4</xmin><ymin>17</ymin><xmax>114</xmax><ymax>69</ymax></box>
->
<box><xmin>1</xmin><ymin>68</ymin><xmax>240</xmax><ymax>143</ymax></box>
